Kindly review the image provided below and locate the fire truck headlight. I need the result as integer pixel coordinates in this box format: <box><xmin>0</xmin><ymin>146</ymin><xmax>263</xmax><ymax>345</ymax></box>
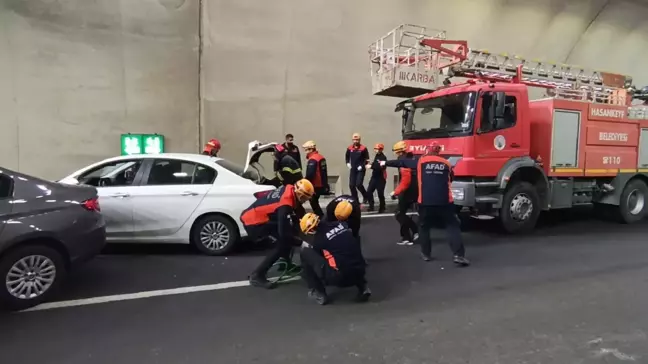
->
<box><xmin>451</xmin><ymin>188</ymin><xmax>465</xmax><ymax>201</ymax></box>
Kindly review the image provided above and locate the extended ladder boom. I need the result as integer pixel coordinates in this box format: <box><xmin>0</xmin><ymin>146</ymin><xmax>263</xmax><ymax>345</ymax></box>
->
<box><xmin>452</xmin><ymin>49</ymin><xmax>632</xmax><ymax>92</ymax></box>
<box><xmin>369</xmin><ymin>24</ymin><xmax>634</xmax><ymax>105</ymax></box>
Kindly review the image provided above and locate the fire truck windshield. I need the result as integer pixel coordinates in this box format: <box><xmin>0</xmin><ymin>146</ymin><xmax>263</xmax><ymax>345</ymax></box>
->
<box><xmin>403</xmin><ymin>92</ymin><xmax>477</xmax><ymax>140</ymax></box>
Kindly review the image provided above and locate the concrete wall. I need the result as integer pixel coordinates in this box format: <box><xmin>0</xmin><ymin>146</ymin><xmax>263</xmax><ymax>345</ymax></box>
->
<box><xmin>3</xmin><ymin>0</ymin><xmax>648</xmax><ymax>189</ymax></box>
<box><xmin>0</xmin><ymin>0</ymin><xmax>200</xmax><ymax>179</ymax></box>
<box><xmin>202</xmin><ymin>0</ymin><xmax>648</xmax><ymax>192</ymax></box>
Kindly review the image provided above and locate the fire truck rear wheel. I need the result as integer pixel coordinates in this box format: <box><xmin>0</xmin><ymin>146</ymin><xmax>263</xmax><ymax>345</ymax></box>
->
<box><xmin>616</xmin><ymin>179</ymin><xmax>648</xmax><ymax>224</ymax></box>
<box><xmin>500</xmin><ymin>181</ymin><xmax>541</xmax><ymax>234</ymax></box>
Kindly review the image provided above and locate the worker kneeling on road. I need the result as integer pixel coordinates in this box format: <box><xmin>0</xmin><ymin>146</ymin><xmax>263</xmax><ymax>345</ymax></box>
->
<box><xmin>325</xmin><ymin>195</ymin><xmax>361</xmax><ymax>239</ymax></box>
<box><xmin>240</xmin><ymin>179</ymin><xmax>315</xmax><ymax>289</ymax></box>
<box><xmin>303</xmin><ymin>140</ymin><xmax>329</xmax><ymax>217</ymax></box>
<box><xmin>414</xmin><ymin>142</ymin><xmax>469</xmax><ymax>266</ymax></box>
<box><xmin>299</xmin><ymin>213</ymin><xmax>371</xmax><ymax>305</ymax></box>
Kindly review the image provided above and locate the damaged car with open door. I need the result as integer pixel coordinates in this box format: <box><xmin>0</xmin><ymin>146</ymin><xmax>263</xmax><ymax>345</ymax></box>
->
<box><xmin>58</xmin><ymin>141</ymin><xmax>282</xmax><ymax>256</ymax></box>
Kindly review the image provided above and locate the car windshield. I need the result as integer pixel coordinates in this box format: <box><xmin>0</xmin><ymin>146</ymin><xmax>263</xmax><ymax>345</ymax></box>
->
<box><xmin>403</xmin><ymin>92</ymin><xmax>477</xmax><ymax>139</ymax></box>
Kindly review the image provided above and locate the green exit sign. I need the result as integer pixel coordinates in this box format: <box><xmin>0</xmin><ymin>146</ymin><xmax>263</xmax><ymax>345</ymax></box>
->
<box><xmin>120</xmin><ymin>134</ymin><xmax>165</xmax><ymax>155</ymax></box>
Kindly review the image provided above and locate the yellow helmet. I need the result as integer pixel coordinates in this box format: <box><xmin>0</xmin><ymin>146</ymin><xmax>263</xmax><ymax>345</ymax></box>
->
<box><xmin>300</xmin><ymin>213</ymin><xmax>320</xmax><ymax>234</ymax></box>
<box><xmin>334</xmin><ymin>200</ymin><xmax>354</xmax><ymax>221</ymax></box>
<box><xmin>294</xmin><ymin>179</ymin><xmax>315</xmax><ymax>203</ymax></box>
<box><xmin>352</xmin><ymin>133</ymin><xmax>361</xmax><ymax>141</ymax></box>
<box><xmin>392</xmin><ymin>141</ymin><xmax>407</xmax><ymax>153</ymax></box>
<box><xmin>302</xmin><ymin>140</ymin><xmax>316</xmax><ymax>150</ymax></box>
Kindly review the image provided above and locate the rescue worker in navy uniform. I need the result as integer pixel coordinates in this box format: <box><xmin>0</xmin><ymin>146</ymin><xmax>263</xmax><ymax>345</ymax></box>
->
<box><xmin>325</xmin><ymin>195</ymin><xmax>361</xmax><ymax>239</ymax></box>
<box><xmin>415</xmin><ymin>143</ymin><xmax>470</xmax><ymax>265</ymax></box>
<box><xmin>202</xmin><ymin>138</ymin><xmax>221</xmax><ymax>157</ymax></box>
<box><xmin>298</xmin><ymin>213</ymin><xmax>371</xmax><ymax>305</ymax></box>
<box><xmin>303</xmin><ymin>140</ymin><xmax>329</xmax><ymax>217</ymax></box>
<box><xmin>240</xmin><ymin>179</ymin><xmax>315</xmax><ymax>289</ymax></box>
<box><xmin>365</xmin><ymin>143</ymin><xmax>387</xmax><ymax>213</ymax></box>
<box><xmin>273</xmin><ymin>134</ymin><xmax>303</xmax><ymax>186</ymax></box>
<box><xmin>383</xmin><ymin>141</ymin><xmax>419</xmax><ymax>246</ymax></box>
<box><xmin>345</xmin><ymin>133</ymin><xmax>370</xmax><ymax>203</ymax></box>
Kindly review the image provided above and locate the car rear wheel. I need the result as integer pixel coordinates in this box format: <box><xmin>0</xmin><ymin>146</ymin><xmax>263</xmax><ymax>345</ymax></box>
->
<box><xmin>191</xmin><ymin>215</ymin><xmax>240</xmax><ymax>256</ymax></box>
<box><xmin>0</xmin><ymin>245</ymin><xmax>66</xmax><ymax>311</ymax></box>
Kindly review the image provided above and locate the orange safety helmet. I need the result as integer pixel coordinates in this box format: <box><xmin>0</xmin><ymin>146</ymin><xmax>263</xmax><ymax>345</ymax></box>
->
<box><xmin>294</xmin><ymin>179</ymin><xmax>315</xmax><ymax>203</ymax></box>
<box><xmin>392</xmin><ymin>141</ymin><xmax>407</xmax><ymax>153</ymax></box>
<box><xmin>334</xmin><ymin>200</ymin><xmax>354</xmax><ymax>221</ymax></box>
<box><xmin>374</xmin><ymin>143</ymin><xmax>384</xmax><ymax>151</ymax></box>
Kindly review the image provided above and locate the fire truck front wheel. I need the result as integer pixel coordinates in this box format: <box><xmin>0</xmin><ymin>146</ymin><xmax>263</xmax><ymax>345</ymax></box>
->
<box><xmin>500</xmin><ymin>181</ymin><xmax>541</xmax><ymax>234</ymax></box>
<box><xmin>616</xmin><ymin>179</ymin><xmax>648</xmax><ymax>224</ymax></box>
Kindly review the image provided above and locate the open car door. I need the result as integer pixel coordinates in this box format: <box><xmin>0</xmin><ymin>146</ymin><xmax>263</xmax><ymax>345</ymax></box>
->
<box><xmin>242</xmin><ymin>140</ymin><xmax>280</xmax><ymax>186</ymax></box>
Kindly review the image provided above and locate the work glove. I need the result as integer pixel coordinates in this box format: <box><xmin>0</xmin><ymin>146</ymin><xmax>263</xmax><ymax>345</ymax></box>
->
<box><xmin>390</xmin><ymin>191</ymin><xmax>398</xmax><ymax>200</ymax></box>
<box><xmin>301</xmin><ymin>240</ymin><xmax>312</xmax><ymax>249</ymax></box>
<box><xmin>357</xmin><ymin>165</ymin><xmax>363</xmax><ymax>171</ymax></box>
<box><xmin>379</xmin><ymin>161</ymin><xmax>386</xmax><ymax>167</ymax></box>
<box><xmin>365</xmin><ymin>163</ymin><xmax>372</xmax><ymax>169</ymax></box>
<box><xmin>346</xmin><ymin>163</ymin><xmax>352</xmax><ymax>169</ymax></box>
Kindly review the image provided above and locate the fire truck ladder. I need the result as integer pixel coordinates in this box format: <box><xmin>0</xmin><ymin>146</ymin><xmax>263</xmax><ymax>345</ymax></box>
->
<box><xmin>449</xmin><ymin>50</ymin><xmax>633</xmax><ymax>105</ymax></box>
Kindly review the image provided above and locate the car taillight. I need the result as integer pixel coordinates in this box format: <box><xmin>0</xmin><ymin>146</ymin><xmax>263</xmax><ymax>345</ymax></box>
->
<box><xmin>254</xmin><ymin>191</ymin><xmax>271</xmax><ymax>199</ymax></box>
<box><xmin>82</xmin><ymin>198</ymin><xmax>101</xmax><ymax>212</ymax></box>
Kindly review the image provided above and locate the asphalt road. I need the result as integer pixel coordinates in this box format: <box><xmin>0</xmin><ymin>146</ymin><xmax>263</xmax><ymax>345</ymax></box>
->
<box><xmin>2</xmin><ymin>210</ymin><xmax>648</xmax><ymax>364</ymax></box>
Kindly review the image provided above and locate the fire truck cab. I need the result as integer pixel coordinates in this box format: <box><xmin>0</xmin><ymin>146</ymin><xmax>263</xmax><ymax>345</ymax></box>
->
<box><xmin>370</xmin><ymin>24</ymin><xmax>648</xmax><ymax>233</ymax></box>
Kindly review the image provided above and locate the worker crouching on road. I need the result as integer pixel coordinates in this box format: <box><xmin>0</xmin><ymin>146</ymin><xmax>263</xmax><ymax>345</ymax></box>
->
<box><xmin>303</xmin><ymin>140</ymin><xmax>330</xmax><ymax>217</ymax></box>
<box><xmin>383</xmin><ymin>141</ymin><xmax>419</xmax><ymax>246</ymax></box>
<box><xmin>325</xmin><ymin>195</ymin><xmax>361</xmax><ymax>239</ymax></box>
<box><xmin>299</xmin><ymin>213</ymin><xmax>371</xmax><ymax>305</ymax></box>
<box><xmin>273</xmin><ymin>134</ymin><xmax>303</xmax><ymax>186</ymax></box>
<box><xmin>366</xmin><ymin>143</ymin><xmax>387</xmax><ymax>213</ymax></box>
<box><xmin>240</xmin><ymin>179</ymin><xmax>315</xmax><ymax>289</ymax></box>
<box><xmin>414</xmin><ymin>143</ymin><xmax>470</xmax><ymax>265</ymax></box>
<box><xmin>202</xmin><ymin>139</ymin><xmax>221</xmax><ymax>157</ymax></box>
<box><xmin>345</xmin><ymin>133</ymin><xmax>370</xmax><ymax>204</ymax></box>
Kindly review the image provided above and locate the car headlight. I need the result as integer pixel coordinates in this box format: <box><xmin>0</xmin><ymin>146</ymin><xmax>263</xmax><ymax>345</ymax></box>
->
<box><xmin>451</xmin><ymin>188</ymin><xmax>465</xmax><ymax>201</ymax></box>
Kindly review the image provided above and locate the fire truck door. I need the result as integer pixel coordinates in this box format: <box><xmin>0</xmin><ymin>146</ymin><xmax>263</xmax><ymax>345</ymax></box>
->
<box><xmin>474</xmin><ymin>91</ymin><xmax>524</xmax><ymax>162</ymax></box>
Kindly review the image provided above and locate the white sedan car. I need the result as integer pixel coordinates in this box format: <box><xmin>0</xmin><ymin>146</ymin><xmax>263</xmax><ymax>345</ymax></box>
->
<box><xmin>59</xmin><ymin>141</ymin><xmax>280</xmax><ymax>255</ymax></box>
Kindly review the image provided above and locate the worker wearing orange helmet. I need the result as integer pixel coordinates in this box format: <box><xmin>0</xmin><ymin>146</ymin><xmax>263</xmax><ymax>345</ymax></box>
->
<box><xmin>298</xmin><ymin>213</ymin><xmax>370</xmax><ymax>305</ymax></box>
<box><xmin>240</xmin><ymin>179</ymin><xmax>315</xmax><ymax>289</ymax></box>
<box><xmin>381</xmin><ymin>141</ymin><xmax>419</xmax><ymax>246</ymax></box>
<box><xmin>365</xmin><ymin>143</ymin><xmax>387</xmax><ymax>212</ymax></box>
<box><xmin>325</xmin><ymin>195</ymin><xmax>362</xmax><ymax>239</ymax></box>
<box><xmin>202</xmin><ymin>138</ymin><xmax>221</xmax><ymax>157</ymax></box>
<box><xmin>345</xmin><ymin>133</ymin><xmax>370</xmax><ymax>204</ymax></box>
<box><xmin>303</xmin><ymin>140</ymin><xmax>329</xmax><ymax>217</ymax></box>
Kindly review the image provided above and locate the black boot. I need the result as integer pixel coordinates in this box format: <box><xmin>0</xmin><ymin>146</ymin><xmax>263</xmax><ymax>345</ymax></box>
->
<box><xmin>355</xmin><ymin>284</ymin><xmax>372</xmax><ymax>302</ymax></box>
<box><xmin>307</xmin><ymin>289</ymin><xmax>329</xmax><ymax>305</ymax></box>
<box><xmin>249</xmin><ymin>273</ymin><xmax>276</xmax><ymax>289</ymax></box>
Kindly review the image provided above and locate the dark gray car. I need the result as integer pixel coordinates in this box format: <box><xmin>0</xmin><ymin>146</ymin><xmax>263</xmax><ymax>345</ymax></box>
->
<box><xmin>0</xmin><ymin>167</ymin><xmax>106</xmax><ymax>311</ymax></box>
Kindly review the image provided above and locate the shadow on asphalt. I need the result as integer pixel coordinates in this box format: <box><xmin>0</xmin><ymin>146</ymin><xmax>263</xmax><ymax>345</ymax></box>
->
<box><xmin>100</xmin><ymin>206</ymin><xmax>644</xmax><ymax>257</ymax></box>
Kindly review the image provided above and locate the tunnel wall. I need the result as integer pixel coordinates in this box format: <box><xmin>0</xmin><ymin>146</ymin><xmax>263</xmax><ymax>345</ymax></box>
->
<box><xmin>0</xmin><ymin>0</ymin><xmax>200</xmax><ymax>179</ymax></box>
<box><xmin>3</xmin><ymin>0</ymin><xmax>648</xmax><ymax>187</ymax></box>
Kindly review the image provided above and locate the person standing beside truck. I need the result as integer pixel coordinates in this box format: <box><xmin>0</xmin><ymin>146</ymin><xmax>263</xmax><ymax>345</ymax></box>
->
<box><xmin>345</xmin><ymin>133</ymin><xmax>370</xmax><ymax>203</ymax></box>
<box><xmin>384</xmin><ymin>141</ymin><xmax>419</xmax><ymax>246</ymax></box>
<box><xmin>303</xmin><ymin>140</ymin><xmax>329</xmax><ymax>217</ymax></box>
<box><xmin>415</xmin><ymin>142</ymin><xmax>469</xmax><ymax>266</ymax></box>
<box><xmin>365</xmin><ymin>143</ymin><xmax>387</xmax><ymax>213</ymax></box>
<box><xmin>273</xmin><ymin>134</ymin><xmax>302</xmax><ymax>185</ymax></box>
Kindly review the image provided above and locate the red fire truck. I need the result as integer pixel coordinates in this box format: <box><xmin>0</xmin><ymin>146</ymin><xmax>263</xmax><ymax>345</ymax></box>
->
<box><xmin>369</xmin><ymin>24</ymin><xmax>648</xmax><ymax>233</ymax></box>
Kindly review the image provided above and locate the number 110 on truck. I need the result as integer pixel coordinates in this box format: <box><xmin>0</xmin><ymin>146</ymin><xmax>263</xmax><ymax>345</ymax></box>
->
<box><xmin>369</xmin><ymin>24</ymin><xmax>648</xmax><ymax>233</ymax></box>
